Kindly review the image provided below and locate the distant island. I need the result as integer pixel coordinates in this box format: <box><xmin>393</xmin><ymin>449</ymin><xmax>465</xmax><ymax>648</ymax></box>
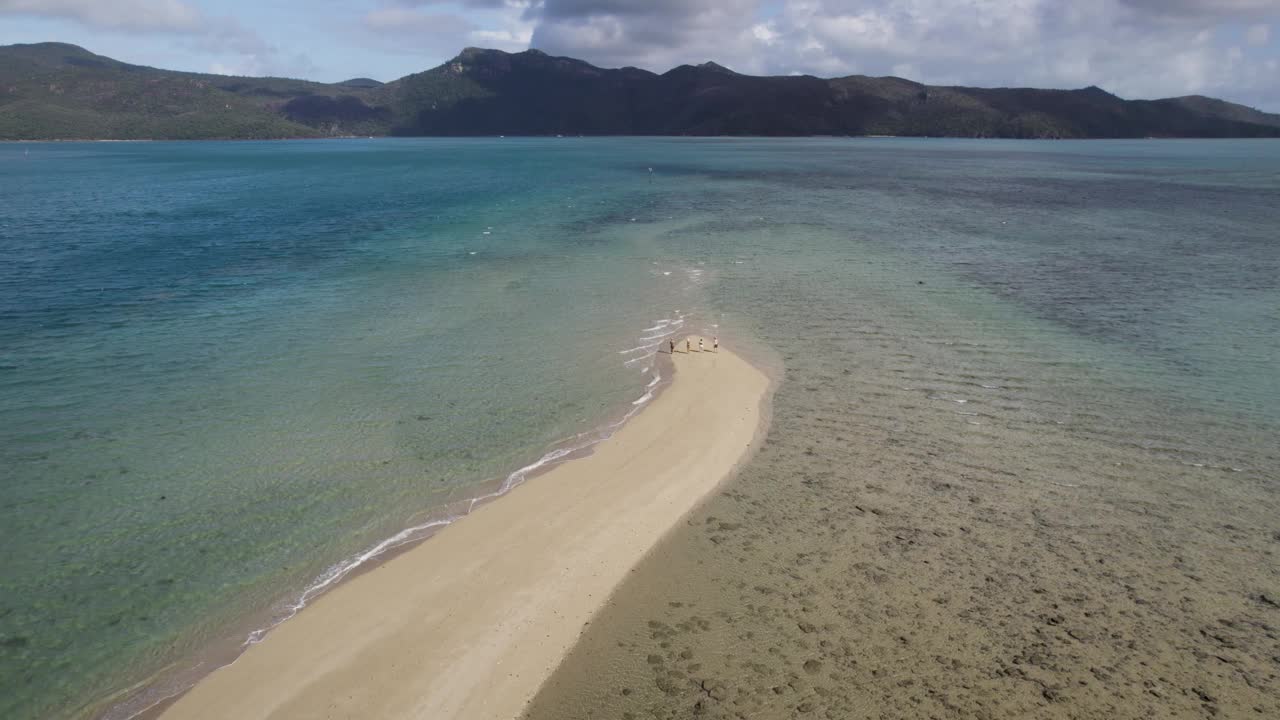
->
<box><xmin>3</xmin><ymin>42</ymin><xmax>1279</xmax><ymax>141</ymax></box>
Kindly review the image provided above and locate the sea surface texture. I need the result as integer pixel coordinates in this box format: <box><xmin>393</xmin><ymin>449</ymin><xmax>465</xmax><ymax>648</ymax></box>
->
<box><xmin>0</xmin><ymin>139</ymin><xmax>699</xmax><ymax>720</ymax></box>
<box><xmin>525</xmin><ymin>139</ymin><xmax>1280</xmax><ymax>719</ymax></box>
<box><xmin>2</xmin><ymin>138</ymin><xmax>1278</xmax><ymax>720</ymax></box>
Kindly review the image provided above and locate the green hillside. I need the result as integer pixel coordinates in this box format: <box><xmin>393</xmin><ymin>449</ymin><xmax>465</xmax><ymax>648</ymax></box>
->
<box><xmin>0</xmin><ymin>43</ymin><xmax>390</xmax><ymax>139</ymax></box>
<box><xmin>3</xmin><ymin>42</ymin><xmax>1279</xmax><ymax>140</ymax></box>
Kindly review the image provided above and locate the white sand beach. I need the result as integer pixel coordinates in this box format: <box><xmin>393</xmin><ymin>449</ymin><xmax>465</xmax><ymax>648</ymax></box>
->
<box><xmin>158</xmin><ymin>340</ymin><xmax>770</xmax><ymax>720</ymax></box>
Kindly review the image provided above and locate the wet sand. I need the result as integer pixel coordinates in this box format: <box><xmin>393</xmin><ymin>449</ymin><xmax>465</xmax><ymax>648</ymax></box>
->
<box><xmin>158</xmin><ymin>340</ymin><xmax>770</xmax><ymax>720</ymax></box>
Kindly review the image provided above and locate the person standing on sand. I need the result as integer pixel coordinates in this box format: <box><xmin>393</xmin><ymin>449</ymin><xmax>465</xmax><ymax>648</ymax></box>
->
<box><xmin>699</xmin><ymin>338</ymin><xmax>704</xmax><ymax>352</ymax></box>
<box><xmin>686</xmin><ymin>338</ymin><xmax>691</xmax><ymax>353</ymax></box>
<box><xmin>669</xmin><ymin>339</ymin><xmax>675</xmax><ymax>354</ymax></box>
<box><xmin>713</xmin><ymin>336</ymin><xmax>719</xmax><ymax>352</ymax></box>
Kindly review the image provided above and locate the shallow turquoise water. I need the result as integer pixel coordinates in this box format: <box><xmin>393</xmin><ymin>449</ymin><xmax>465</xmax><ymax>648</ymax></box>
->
<box><xmin>523</xmin><ymin>139</ymin><xmax>1280</xmax><ymax>720</ymax></box>
<box><xmin>1</xmin><ymin>138</ymin><xmax>1277</xmax><ymax>719</ymax></box>
<box><xmin>1</xmin><ymin>139</ymin><xmax>704</xmax><ymax>719</ymax></box>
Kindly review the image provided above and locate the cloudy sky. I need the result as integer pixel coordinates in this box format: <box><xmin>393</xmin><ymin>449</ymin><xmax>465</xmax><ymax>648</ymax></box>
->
<box><xmin>2</xmin><ymin>0</ymin><xmax>1278</xmax><ymax>109</ymax></box>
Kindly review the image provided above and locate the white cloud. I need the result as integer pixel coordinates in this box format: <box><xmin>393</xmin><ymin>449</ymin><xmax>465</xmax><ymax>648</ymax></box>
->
<box><xmin>7</xmin><ymin>0</ymin><xmax>1277</xmax><ymax>109</ymax></box>
<box><xmin>1118</xmin><ymin>0</ymin><xmax>1280</xmax><ymax>20</ymax></box>
<box><xmin>470</xmin><ymin>27</ymin><xmax>533</xmax><ymax>50</ymax></box>
<box><xmin>891</xmin><ymin>62</ymin><xmax>918</xmax><ymax>79</ymax></box>
<box><xmin>361</xmin><ymin>1</ymin><xmax>534</xmax><ymax>55</ymax></box>
<box><xmin>0</xmin><ymin>0</ymin><xmax>202</xmax><ymax>33</ymax></box>
<box><xmin>0</xmin><ymin>0</ymin><xmax>316</xmax><ymax>78</ymax></box>
<box><xmin>810</xmin><ymin>11</ymin><xmax>899</xmax><ymax>54</ymax></box>
<box><xmin>530</xmin><ymin>0</ymin><xmax>763</xmax><ymax>71</ymax></box>
<box><xmin>365</xmin><ymin>7</ymin><xmax>473</xmax><ymax>33</ymax></box>
<box><xmin>515</xmin><ymin>0</ymin><xmax>1280</xmax><ymax>108</ymax></box>
<box><xmin>751</xmin><ymin>21</ymin><xmax>778</xmax><ymax>45</ymax></box>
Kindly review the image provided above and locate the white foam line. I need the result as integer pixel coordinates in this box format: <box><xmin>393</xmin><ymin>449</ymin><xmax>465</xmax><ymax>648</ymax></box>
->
<box><xmin>643</xmin><ymin>322</ymin><xmax>671</xmax><ymax>331</ymax></box>
<box><xmin>245</xmin><ymin>515</ymin><xmax>456</xmax><ymax>645</ymax></box>
<box><xmin>117</xmin><ymin>332</ymin><xmax>672</xmax><ymax>720</ymax></box>
<box><xmin>241</xmin><ymin>369</ymin><xmax>664</xmax><ymax>650</ymax></box>
<box><xmin>639</xmin><ymin>329</ymin><xmax>676</xmax><ymax>341</ymax></box>
<box><xmin>618</xmin><ymin>342</ymin><xmax>661</xmax><ymax>355</ymax></box>
<box><xmin>624</xmin><ymin>352</ymin><xmax>656</xmax><ymax>366</ymax></box>
<box><xmin>612</xmin><ymin>395</ymin><xmax>649</xmax><ymax>427</ymax></box>
<box><xmin>495</xmin><ymin>445</ymin><xmax>580</xmax><ymax>494</ymax></box>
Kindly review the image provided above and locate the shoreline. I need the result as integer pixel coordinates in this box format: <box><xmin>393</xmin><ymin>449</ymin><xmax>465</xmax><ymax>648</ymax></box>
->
<box><xmin>98</xmin><ymin>344</ymin><xmax>682</xmax><ymax>720</ymax></box>
<box><xmin>7</xmin><ymin>137</ymin><xmax>1274</xmax><ymax>145</ymax></box>
<box><xmin>149</xmin><ymin>338</ymin><xmax>771</xmax><ymax>720</ymax></box>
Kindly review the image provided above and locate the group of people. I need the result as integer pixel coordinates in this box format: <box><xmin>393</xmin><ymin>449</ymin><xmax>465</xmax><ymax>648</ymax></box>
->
<box><xmin>669</xmin><ymin>336</ymin><xmax>718</xmax><ymax>354</ymax></box>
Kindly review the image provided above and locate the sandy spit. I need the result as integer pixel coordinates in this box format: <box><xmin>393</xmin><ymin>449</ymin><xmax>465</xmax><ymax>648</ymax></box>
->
<box><xmin>158</xmin><ymin>340</ymin><xmax>770</xmax><ymax>720</ymax></box>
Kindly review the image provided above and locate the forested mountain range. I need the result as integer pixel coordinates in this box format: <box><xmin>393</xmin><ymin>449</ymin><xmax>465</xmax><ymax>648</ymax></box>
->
<box><xmin>3</xmin><ymin>42</ymin><xmax>1278</xmax><ymax>140</ymax></box>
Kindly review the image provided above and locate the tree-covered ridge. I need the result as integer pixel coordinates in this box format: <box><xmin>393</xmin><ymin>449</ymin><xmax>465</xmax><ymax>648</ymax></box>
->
<box><xmin>0</xmin><ymin>43</ymin><xmax>389</xmax><ymax>139</ymax></box>
<box><xmin>2</xmin><ymin>42</ymin><xmax>1278</xmax><ymax>140</ymax></box>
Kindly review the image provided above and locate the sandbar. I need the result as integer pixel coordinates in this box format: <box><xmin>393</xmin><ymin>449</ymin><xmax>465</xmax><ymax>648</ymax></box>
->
<box><xmin>158</xmin><ymin>339</ymin><xmax>770</xmax><ymax>720</ymax></box>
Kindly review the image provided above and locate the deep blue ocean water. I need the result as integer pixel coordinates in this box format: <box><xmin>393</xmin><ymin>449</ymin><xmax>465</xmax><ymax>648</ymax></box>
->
<box><xmin>1</xmin><ymin>138</ymin><xmax>1277</xmax><ymax>719</ymax></box>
